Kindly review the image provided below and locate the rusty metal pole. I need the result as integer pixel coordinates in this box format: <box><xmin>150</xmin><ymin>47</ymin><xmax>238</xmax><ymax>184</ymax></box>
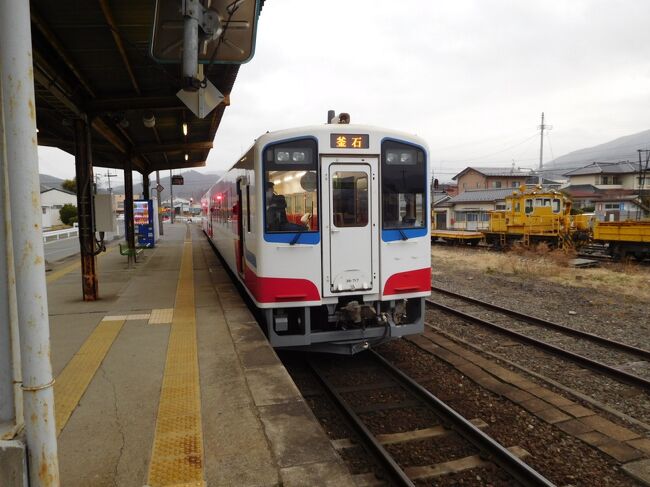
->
<box><xmin>73</xmin><ymin>119</ymin><xmax>98</xmax><ymax>300</ymax></box>
<box><xmin>124</xmin><ymin>158</ymin><xmax>136</xmax><ymax>256</ymax></box>
<box><xmin>156</xmin><ymin>171</ymin><xmax>164</xmax><ymax>236</ymax></box>
<box><xmin>142</xmin><ymin>173</ymin><xmax>150</xmax><ymax>200</ymax></box>
<box><xmin>0</xmin><ymin>0</ymin><xmax>60</xmax><ymax>484</ymax></box>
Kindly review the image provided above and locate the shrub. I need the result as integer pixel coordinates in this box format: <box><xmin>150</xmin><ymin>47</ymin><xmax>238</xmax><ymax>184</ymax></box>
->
<box><xmin>59</xmin><ymin>204</ymin><xmax>77</xmax><ymax>225</ymax></box>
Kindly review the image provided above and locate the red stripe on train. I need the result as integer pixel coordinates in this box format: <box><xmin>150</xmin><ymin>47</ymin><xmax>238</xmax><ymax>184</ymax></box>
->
<box><xmin>243</xmin><ymin>264</ymin><xmax>320</xmax><ymax>303</ymax></box>
<box><xmin>383</xmin><ymin>268</ymin><xmax>431</xmax><ymax>295</ymax></box>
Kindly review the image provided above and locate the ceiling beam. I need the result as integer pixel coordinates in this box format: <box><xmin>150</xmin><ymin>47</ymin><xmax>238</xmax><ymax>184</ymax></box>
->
<box><xmin>31</xmin><ymin>8</ymin><xmax>96</xmax><ymax>98</ymax></box>
<box><xmin>86</xmin><ymin>96</ymin><xmax>185</xmax><ymax>113</ymax></box>
<box><xmin>98</xmin><ymin>0</ymin><xmax>141</xmax><ymax>96</ymax></box>
<box><xmin>134</xmin><ymin>141</ymin><xmax>214</xmax><ymax>155</ymax></box>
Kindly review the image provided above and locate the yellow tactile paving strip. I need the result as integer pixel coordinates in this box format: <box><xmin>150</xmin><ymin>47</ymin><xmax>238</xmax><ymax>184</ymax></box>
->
<box><xmin>54</xmin><ymin>319</ymin><xmax>126</xmax><ymax>436</ymax></box>
<box><xmin>149</xmin><ymin>308</ymin><xmax>175</xmax><ymax>325</ymax></box>
<box><xmin>147</xmin><ymin>235</ymin><xmax>205</xmax><ymax>486</ymax></box>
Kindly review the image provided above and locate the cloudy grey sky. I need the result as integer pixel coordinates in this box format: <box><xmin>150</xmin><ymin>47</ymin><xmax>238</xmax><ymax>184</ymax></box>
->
<box><xmin>38</xmin><ymin>0</ymin><xmax>650</xmax><ymax>184</ymax></box>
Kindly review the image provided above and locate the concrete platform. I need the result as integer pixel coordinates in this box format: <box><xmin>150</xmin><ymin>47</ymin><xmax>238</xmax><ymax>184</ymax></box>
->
<box><xmin>45</xmin><ymin>223</ymin><xmax>354</xmax><ymax>486</ymax></box>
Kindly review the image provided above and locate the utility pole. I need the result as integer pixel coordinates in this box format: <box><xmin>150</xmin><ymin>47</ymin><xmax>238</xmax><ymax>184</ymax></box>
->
<box><xmin>537</xmin><ymin>112</ymin><xmax>551</xmax><ymax>186</ymax></box>
<box><xmin>104</xmin><ymin>170</ymin><xmax>116</xmax><ymax>193</ymax></box>
<box><xmin>156</xmin><ymin>170</ymin><xmax>164</xmax><ymax>235</ymax></box>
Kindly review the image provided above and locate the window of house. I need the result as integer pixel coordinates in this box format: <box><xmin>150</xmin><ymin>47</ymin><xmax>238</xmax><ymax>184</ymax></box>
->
<box><xmin>605</xmin><ymin>203</ymin><xmax>621</xmax><ymax>210</ymax></box>
<box><xmin>492</xmin><ymin>181</ymin><xmax>502</xmax><ymax>188</ymax></box>
<box><xmin>495</xmin><ymin>203</ymin><xmax>506</xmax><ymax>210</ymax></box>
<box><xmin>512</xmin><ymin>181</ymin><xmax>519</xmax><ymax>188</ymax></box>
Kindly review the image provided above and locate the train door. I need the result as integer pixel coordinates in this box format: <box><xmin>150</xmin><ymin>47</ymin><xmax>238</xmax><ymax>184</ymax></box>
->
<box><xmin>236</xmin><ymin>178</ymin><xmax>245</xmax><ymax>276</ymax></box>
<box><xmin>322</xmin><ymin>158</ymin><xmax>379</xmax><ymax>295</ymax></box>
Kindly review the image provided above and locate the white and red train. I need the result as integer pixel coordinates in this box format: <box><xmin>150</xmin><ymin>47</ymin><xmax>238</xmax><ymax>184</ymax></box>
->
<box><xmin>201</xmin><ymin>118</ymin><xmax>431</xmax><ymax>353</ymax></box>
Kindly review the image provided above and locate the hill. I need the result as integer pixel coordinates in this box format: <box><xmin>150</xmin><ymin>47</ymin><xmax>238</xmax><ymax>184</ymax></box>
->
<box><xmin>546</xmin><ymin>129</ymin><xmax>650</xmax><ymax>177</ymax></box>
<box><xmin>39</xmin><ymin>173</ymin><xmax>65</xmax><ymax>189</ymax></box>
<box><xmin>113</xmin><ymin>169</ymin><xmax>223</xmax><ymax>202</ymax></box>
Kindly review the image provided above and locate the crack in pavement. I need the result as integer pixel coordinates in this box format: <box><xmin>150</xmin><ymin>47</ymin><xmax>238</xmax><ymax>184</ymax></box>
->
<box><xmin>101</xmin><ymin>366</ymin><xmax>125</xmax><ymax>487</ymax></box>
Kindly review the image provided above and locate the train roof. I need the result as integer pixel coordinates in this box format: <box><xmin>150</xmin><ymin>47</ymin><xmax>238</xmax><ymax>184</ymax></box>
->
<box><xmin>254</xmin><ymin>123</ymin><xmax>429</xmax><ymax>149</ymax></box>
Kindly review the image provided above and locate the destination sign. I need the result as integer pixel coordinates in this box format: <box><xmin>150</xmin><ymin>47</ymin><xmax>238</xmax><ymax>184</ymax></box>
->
<box><xmin>330</xmin><ymin>134</ymin><xmax>369</xmax><ymax>149</ymax></box>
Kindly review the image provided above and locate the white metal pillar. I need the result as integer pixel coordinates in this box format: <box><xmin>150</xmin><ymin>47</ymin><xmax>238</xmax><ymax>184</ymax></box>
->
<box><xmin>0</xmin><ymin>59</ymin><xmax>23</xmax><ymax>444</ymax></box>
<box><xmin>0</xmin><ymin>1</ymin><xmax>60</xmax><ymax>485</ymax></box>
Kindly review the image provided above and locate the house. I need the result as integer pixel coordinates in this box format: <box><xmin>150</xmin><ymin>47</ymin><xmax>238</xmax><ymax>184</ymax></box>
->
<box><xmin>40</xmin><ymin>185</ymin><xmax>77</xmax><ymax>228</ymax></box>
<box><xmin>452</xmin><ymin>167</ymin><xmax>529</xmax><ymax>194</ymax></box>
<box><xmin>562</xmin><ymin>161</ymin><xmax>650</xmax><ymax>221</ymax></box>
<box><xmin>443</xmin><ymin>188</ymin><xmax>516</xmax><ymax>230</ymax></box>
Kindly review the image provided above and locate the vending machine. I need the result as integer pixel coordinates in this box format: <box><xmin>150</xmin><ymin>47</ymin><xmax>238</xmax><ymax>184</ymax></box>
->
<box><xmin>134</xmin><ymin>199</ymin><xmax>156</xmax><ymax>247</ymax></box>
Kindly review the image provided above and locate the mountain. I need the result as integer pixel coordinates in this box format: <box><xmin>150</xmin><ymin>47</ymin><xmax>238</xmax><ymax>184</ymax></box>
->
<box><xmin>39</xmin><ymin>173</ymin><xmax>65</xmax><ymax>189</ymax></box>
<box><xmin>546</xmin><ymin>129</ymin><xmax>650</xmax><ymax>178</ymax></box>
<box><xmin>112</xmin><ymin>169</ymin><xmax>223</xmax><ymax>202</ymax></box>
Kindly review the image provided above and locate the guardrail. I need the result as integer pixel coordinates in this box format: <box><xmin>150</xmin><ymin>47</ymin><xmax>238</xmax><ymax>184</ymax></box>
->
<box><xmin>42</xmin><ymin>227</ymin><xmax>78</xmax><ymax>243</ymax></box>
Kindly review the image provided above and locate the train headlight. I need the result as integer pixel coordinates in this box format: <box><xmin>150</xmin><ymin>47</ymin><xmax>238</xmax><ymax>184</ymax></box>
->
<box><xmin>386</xmin><ymin>149</ymin><xmax>418</xmax><ymax>165</ymax></box>
<box><xmin>292</xmin><ymin>151</ymin><xmax>306</xmax><ymax>162</ymax></box>
<box><xmin>386</xmin><ymin>152</ymin><xmax>399</xmax><ymax>164</ymax></box>
<box><xmin>400</xmin><ymin>152</ymin><xmax>413</xmax><ymax>163</ymax></box>
<box><xmin>277</xmin><ymin>151</ymin><xmax>291</xmax><ymax>162</ymax></box>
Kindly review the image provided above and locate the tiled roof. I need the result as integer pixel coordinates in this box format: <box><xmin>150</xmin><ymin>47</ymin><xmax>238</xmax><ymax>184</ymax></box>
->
<box><xmin>452</xmin><ymin>166</ymin><xmax>529</xmax><ymax>180</ymax></box>
<box><xmin>563</xmin><ymin>161</ymin><xmax>638</xmax><ymax>176</ymax></box>
<box><xmin>447</xmin><ymin>188</ymin><xmax>516</xmax><ymax>203</ymax></box>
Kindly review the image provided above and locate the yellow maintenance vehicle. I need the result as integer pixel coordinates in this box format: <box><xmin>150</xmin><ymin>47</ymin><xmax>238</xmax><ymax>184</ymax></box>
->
<box><xmin>592</xmin><ymin>220</ymin><xmax>650</xmax><ymax>261</ymax></box>
<box><xmin>482</xmin><ymin>186</ymin><xmax>590</xmax><ymax>249</ymax></box>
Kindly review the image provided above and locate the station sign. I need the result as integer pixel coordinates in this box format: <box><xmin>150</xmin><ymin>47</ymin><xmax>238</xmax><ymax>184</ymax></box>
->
<box><xmin>330</xmin><ymin>134</ymin><xmax>369</xmax><ymax>149</ymax></box>
<box><xmin>171</xmin><ymin>175</ymin><xmax>184</xmax><ymax>185</ymax></box>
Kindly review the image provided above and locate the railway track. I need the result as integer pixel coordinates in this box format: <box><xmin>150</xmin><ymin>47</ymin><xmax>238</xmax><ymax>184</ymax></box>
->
<box><xmin>427</xmin><ymin>286</ymin><xmax>650</xmax><ymax>391</ymax></box>
<box><xmin>306</xmin><ymin>351</ymin><xmax>555</xmax><ymax>487</ymax></box>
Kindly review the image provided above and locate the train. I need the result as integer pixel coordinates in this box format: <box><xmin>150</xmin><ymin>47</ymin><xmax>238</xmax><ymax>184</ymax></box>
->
<box><xmin>201</xmin><ymin>116</ymin><xmax>431</xmax><ymax>353</ymax></box>
<box><xmin>431</xmin><ymin>186</ymin><xmax>650</xmax><ymax>260</ymax></box>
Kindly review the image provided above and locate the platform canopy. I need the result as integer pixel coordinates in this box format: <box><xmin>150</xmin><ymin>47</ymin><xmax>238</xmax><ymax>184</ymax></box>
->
<box><xmin>32</xmin><ymin>0</ymin><xmax>264</xmax><ymax>174</ymax></box>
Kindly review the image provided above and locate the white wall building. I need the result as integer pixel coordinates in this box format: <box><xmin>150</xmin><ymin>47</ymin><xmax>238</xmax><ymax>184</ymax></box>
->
<box><xmin>40</xmin><ymin>186</ymin><xmax>76</xmax><ymax>228</ymax></box>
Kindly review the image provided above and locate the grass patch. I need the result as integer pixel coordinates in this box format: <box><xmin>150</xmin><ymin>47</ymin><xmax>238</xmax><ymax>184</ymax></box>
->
<box><xmin>431</xmin><ymin>246</ymin><xmax>650</xmax><ymax>301</ymax></box>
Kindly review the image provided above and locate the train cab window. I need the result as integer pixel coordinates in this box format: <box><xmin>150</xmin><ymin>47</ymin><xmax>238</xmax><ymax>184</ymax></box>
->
<box><xmin>332</xmin><ymin>172</ymin><xmax>368</xmax><ymax>227</ymax></box>
<box><xmin>525</xmin><ymin>199</ymin><xmax>533</xmax><ymax>214</ymax></box>
<box><xmin>381</xmin><ymin>140</ymin><xmax>426</xmax><ymax>229</ymax></box>
<box><xmin>552</xmin><ymin>198</ymin><xmax>561</xmax><ymax>213</ymax></box>
<box><xmin>264</xmin><ymin>138</ymin><xmax>319</xmax><ymax>233</ymax></box>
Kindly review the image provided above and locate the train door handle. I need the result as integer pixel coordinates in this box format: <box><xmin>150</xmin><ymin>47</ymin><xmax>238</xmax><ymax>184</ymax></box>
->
<box><xmin>331</xmin><ymin>228</ymin><xmax>340</xmax><ymax>233</ymax></box>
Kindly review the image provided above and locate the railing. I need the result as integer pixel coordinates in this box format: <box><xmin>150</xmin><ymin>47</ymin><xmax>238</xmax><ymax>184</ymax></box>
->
<box><xmin>42</xmin><ymin>227</ymin><xmax>79</xmax><ymax>243</ymax></box>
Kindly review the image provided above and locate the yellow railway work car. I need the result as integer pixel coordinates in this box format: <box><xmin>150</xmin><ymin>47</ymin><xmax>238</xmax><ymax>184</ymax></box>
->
<box><xmin>593</xmin><ymin>220</ymin><xmax>650</xmax><ymax>260</ymax></box>
<box><xmin>483</xmin><ymin>187</ymin><xmax>587</xmax><ymax>248</ymax></box>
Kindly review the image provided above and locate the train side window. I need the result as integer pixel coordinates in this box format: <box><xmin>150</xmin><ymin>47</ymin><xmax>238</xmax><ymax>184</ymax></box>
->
<box><xmin>525</xmin><ymin>199</ymin><xmax>533</xmax><ymax>214</ymax></box>
<box><xmin>381</xmin><ymin>140</ymin><xmax>426</xmax><ymax>229</ymax></box>
<box><xmin>263</xmin><ymin>138</ymin><xmax>319</xmax><ymax>233</ymax></box>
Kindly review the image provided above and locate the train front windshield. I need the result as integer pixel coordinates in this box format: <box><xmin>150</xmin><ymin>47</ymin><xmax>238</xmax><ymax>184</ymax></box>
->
<box><xmin>381</xmin><ymin>141</ymin><xmax>427</xmax><ymax>229</ymax></box>
<box><xmin>264</xmin><ymin>138</ymin><xmax>319</xmax><ymax>233</ymax></box>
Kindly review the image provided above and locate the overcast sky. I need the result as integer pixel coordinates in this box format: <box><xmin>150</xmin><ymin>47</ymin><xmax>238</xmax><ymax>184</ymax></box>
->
<box><xmin>38</xmin><ymin>0</ymin><xmax>650</xmax><ymax>185</ymax></box>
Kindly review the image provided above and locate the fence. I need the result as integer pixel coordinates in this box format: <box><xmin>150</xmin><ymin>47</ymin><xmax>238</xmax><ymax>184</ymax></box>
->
<box><xmin>42</xmin><ymin>227</ymin><xmax>78</xmax><ymax>243</ymax></box>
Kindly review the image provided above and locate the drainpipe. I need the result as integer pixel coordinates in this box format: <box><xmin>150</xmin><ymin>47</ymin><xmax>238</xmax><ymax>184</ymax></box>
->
<box><xmin>0</xmin><ymin>1</ymin><xmax>60</xmax><ymax>485</ymax></box>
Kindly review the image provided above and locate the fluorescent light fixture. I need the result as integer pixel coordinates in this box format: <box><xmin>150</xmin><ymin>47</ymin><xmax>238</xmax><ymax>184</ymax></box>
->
<box><xmin>273</xmin><ymin>179</ymin><xmax>281</xmax><ymax>185</ymax></box>
<box><xmin>182</xmin><ymin>123</ymin><xmax>188</xmax><ymax>136</ymax></box>
<box><xmin>283</xmin><ymin>175</ymin><xmax>293</xmax><ymax>182</ymax></box>
<box><xmin>184</xmin><ymin>153</ymin><xmax>189</xmax><ymax>161</ymax></box>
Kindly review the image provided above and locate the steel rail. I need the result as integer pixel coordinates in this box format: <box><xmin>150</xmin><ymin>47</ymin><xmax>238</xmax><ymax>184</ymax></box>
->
<box><xmin>371</xmin><ymin>351</ymin><xmax>555</xmax><ymax>487</ymax></box>
<box><xmin>308</xmin><ymin>360</ymin><xmax>415</xmax><ymax>487</ymax></box>
<box><xmin>430</xmin><ymin>285</ymin><xmax>650</xmax><ymax>360</ymax></box>
<box><xmin>425</xmin><ymin>299</ymin><xmax>650</xmax><ymax>390</ymax></box>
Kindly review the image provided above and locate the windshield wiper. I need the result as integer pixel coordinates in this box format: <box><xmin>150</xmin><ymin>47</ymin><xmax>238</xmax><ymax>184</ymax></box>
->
<box><xmin>398</xmin><ymin>228</ymin><xmax>409</xmax><ymax>241</ymax></box>
<box><xmin>290</xmin><ymin>226</ymin><xmax>309</xmax><ymax>245</ymax></box>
